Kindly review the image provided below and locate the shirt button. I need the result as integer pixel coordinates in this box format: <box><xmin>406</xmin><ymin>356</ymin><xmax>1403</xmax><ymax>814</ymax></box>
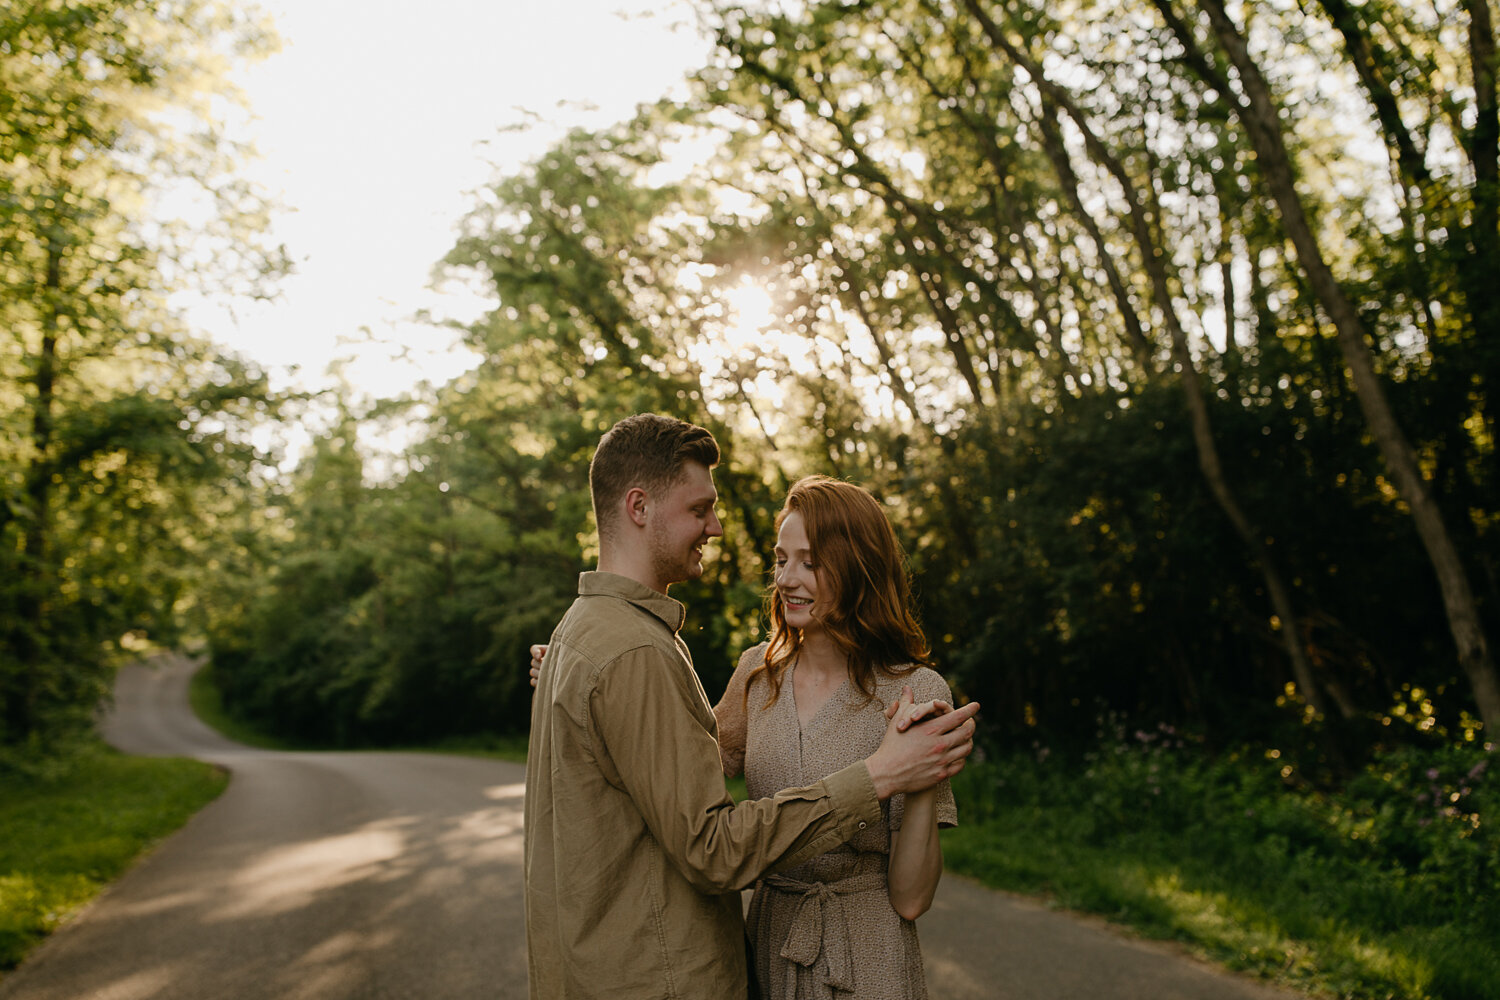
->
<box><xmin>857</xmin><ymin>821</ymin><xmax>867</xmax><ymax>830</ymax></box>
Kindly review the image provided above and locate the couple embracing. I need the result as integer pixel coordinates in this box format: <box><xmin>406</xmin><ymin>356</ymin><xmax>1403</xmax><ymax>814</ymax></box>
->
<box><xmin>525</xmin><ymin>413</ymin><xmax>980</xmax><ymax>1000</ymax></box>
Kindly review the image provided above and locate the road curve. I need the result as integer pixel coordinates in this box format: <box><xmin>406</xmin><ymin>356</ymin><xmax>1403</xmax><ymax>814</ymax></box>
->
<box><xmin>1</xmin><ymin>653</ymin><xmax>1304</xmax><ymax>1000</ymax></box>
<box><xmin>2</xmin><ymin>654</ymin><xmax>529</xmax><ymax>1000</ymax></box>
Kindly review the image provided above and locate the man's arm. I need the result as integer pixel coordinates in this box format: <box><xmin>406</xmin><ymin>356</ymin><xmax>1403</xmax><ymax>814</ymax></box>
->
<box><xmin>591</xmin><ymin>647</ymin><xmax>978</xmax><ymax>894</ymax></box>
<box><xmin>593</xmin><ymin>647</ymin><xmax>877</xmax><ymax>893</ymax></box>
<box><xmin>537</xmin><ymin>640</ymin><xmax>758</xmax><ymax>778</ymax></box>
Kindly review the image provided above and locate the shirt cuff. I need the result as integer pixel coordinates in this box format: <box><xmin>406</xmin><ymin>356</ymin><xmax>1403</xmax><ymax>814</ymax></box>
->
<box><xmin>822</xmin><ymin>761</ymin><xmax>882</xmax><ymax>834</ymax></box>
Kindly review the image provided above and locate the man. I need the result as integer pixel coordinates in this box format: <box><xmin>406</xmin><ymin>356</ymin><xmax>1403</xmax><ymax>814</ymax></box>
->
<box><xmin>525</xmin><ymin>413</ymin><xmax>979</xmax><ymax>999</ymax></box>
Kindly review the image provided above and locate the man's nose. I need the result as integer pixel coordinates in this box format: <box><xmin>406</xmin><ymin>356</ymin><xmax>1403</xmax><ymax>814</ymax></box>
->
<box><xmin>706</xmin><ymin>511</ymin><xmax>724</xmax><ymax>538</ymax></box>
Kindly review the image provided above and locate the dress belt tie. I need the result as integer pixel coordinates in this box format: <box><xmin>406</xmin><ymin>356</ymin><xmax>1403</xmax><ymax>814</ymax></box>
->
<box><xmin>762</xmin><ymin>870</ymin><xmax>887</xmax><ymax>995</ymax></box>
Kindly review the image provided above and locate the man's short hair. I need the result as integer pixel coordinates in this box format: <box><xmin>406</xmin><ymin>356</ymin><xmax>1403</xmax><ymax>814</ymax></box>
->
<box><xmin>590</xmin><ymin>413</ymin><xmax>720</xmax><ymax>540</ymax></box>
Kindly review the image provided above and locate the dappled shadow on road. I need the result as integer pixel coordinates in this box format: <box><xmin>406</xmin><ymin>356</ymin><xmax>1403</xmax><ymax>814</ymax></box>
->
<box><xmin>0</xmin><ymin>754</ymin><xmax>532</xmax><ymax>1000</ymax></box>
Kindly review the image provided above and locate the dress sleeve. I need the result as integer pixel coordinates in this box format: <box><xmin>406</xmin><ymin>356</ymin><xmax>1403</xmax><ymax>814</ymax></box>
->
<box><xmin>887</xmin><ymin>668</ymin><xmax>960</xmax><ymax>831</ymax></box>
<box><xmin>592</xmin><ymin>644</ymin><xmax>882</xmax><ymax>893</ymax></box>
<box><xmin>713</xmin><ymin>644</ymin><xmax>763</xmax><ymax>778</ymax></box>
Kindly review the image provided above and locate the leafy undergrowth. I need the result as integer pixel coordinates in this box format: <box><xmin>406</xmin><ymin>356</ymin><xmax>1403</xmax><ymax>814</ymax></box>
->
<box><xmin>189</xmin><ymin>663</ymin><xmax>530</xmax><ymax>762</ymax></box>
<box><xmin>186</xmin><ymin>662</ymin><xmax>297</xmax><ymax>750</ymax></box>
<box><xmin>945</xmin><ymin>729</ymin><xmax>1497</xmax><ymax>1000</ymax></box>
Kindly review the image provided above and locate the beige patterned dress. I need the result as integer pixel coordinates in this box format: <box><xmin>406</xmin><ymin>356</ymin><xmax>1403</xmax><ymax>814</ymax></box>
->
<box><xmin>721</xmin><ymin>643</ymin><xmax>958</xmax><ymax>1000</ymax></box>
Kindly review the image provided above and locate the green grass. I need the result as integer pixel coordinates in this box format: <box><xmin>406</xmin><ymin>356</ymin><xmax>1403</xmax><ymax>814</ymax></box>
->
<box><xmin>0</xmin><ymin>741</ymin><xmax>227</xmax><ymax>971</ymax></box>
<box><xmin>943</xmin><ymin>745</ymin><xmax>1500</xmax><ymax>1000</ymax></box>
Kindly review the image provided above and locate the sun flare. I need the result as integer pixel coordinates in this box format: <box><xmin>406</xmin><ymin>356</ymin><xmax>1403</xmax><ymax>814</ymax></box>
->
<box><xmin>720</xmin><ymin>283</ymin><xmax>778</xmax><ymax>352</ymax></box>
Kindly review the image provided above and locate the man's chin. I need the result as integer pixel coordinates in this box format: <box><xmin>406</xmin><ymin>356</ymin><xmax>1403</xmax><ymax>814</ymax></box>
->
<box><xmin>663</xmin><ymin>558</ymin><xmax>705</xmax><ymax>587</ymax></box>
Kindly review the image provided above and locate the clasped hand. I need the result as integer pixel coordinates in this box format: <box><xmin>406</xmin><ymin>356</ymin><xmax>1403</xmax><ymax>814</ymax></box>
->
<box><xmin>866</xmin><ymin>685</ymin><xmax>979</xmax><ymax>799</ymax></box>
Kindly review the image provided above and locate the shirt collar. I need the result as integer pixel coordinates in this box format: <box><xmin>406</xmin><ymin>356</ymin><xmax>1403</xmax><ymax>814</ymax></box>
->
<box><xmin>578</xmin><ymin>571</ymin><xmax>686</xmax><ymax>634</ymax></box>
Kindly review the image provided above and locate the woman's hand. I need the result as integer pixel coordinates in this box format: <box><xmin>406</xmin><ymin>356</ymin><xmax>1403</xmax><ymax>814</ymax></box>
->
<box><xmin>884</xmin><ymin>684</ymin><xmax>954</xmax><ymax>732</ymax></box>
<box><xmin>529</xmin><ymin>644</ymin><xmax>547</xmax><ymax>688</ymax></box>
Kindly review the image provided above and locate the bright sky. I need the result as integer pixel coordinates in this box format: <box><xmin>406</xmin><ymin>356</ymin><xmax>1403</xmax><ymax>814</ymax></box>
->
<box><xmin>186</xmin><ymin>0</ymin><xmax>712</xmax><ymax>404</ymax></box>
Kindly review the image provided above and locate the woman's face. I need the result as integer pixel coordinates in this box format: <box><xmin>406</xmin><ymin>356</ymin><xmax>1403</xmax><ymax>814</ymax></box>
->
<box><xmin>774</xmin><ymin>511</ymin><xmax>821</xmax><ymax>630</ymax></box>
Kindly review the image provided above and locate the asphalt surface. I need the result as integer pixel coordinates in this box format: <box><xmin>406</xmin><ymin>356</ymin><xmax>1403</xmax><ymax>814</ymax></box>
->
<box><xmin>0</xmin><ymin>653</ymin><xmax>1307</xmax><ymax>999</ymax></box>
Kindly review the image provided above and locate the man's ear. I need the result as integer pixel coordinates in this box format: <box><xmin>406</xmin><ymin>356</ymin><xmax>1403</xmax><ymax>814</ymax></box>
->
<box><xmin>624</xmin><ymin>486</ymin><xmax>650</xmax><ymax>527</ymax></box>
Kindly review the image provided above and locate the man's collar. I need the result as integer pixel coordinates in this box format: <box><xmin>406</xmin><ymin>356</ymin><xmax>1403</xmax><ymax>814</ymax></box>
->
<box><xmin>578</xmin><ymin>571</ymin><xmax>686</xmax><ymax>633</ymax></box>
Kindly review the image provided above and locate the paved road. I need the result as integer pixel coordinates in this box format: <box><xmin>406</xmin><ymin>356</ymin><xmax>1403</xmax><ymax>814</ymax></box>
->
<box><xmin>1</xmin><ymin>654</ymin><xmax>1305</xmax><ymax>999</ymax></box>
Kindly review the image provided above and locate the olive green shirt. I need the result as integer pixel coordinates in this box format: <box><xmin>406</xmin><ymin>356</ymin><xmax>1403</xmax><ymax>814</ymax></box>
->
<box><xmin>524</xmin><ymin>572</ymin><xmax>882</xmax><ymax>999</ymax></box>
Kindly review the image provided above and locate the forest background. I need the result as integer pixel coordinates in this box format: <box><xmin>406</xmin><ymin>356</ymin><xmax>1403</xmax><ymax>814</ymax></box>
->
<box><xmin>2</xmin><ymin>0</ymin><xmax>1498</xmax><ymax>997</ymax></box>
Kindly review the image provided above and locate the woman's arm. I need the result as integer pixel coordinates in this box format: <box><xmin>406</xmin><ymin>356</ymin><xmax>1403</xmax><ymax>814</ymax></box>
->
<box><xmin>713</xmin><ymin>649</ymin><xmax>757</xmax><ymax>778</ymax></box>
<box><xmin>887</xmin><ymin>787</ymin><xmax>943</xmax><ymax>920</ymax></box>
<box><xmin>884</xmin><ymin>685</ymin><xmax>948</xmax><ymax>920</ymax></box>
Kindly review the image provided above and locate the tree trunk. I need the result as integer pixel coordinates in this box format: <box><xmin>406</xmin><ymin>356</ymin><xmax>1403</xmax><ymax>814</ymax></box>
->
<box><xmin>1465</xmin><ymin>0</ymin><xmax>1499</xmax><ymax>256</ymax></box>
<box><xmin>1461</xmin><ymin>0</ymin><xmax>1500</xmax><ymax>436</ymax></box>
<box><xmin>1196</xmin><ymin>0</ymin><xmax>1500</xmax><ymax>733</ymax></box>
<box><xmin>8</xmin><ymin>240</ymin><xmax>64</xmax><ymax>741</ymax></box>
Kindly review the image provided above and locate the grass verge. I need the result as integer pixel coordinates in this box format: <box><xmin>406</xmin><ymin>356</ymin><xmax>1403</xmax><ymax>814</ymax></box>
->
<box><xmin>945</xmin><ymin>743</ymin><xmax>1498</xmax><ymax>1000</ymax></box>
<box><xmin>0</xmin><ymin>740</ymin><xmax>227</xmax><ymax>972</ymax></box>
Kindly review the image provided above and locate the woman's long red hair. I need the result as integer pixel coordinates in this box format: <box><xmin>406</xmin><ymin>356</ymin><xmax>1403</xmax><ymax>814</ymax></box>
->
<box><xmin>749</xmin><ymin>476</ymin><xmax>934</xmax><ymax>706</ymax></box>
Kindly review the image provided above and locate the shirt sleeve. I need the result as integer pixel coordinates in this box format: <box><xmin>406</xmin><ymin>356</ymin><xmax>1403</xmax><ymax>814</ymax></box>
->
<box><xmin>712</xmin><ymin>645</ymin><xmax>762</xmax><ymax>778</ymax></box>
<box><xmin>592</xmin><ymin>643</ymin><xmax>881</xmax><ymax>894</ymax></box>
<box><xmin>888</xmin><ymin>668</ymin><xmax>960</xmax><ymax>831</ymax></box>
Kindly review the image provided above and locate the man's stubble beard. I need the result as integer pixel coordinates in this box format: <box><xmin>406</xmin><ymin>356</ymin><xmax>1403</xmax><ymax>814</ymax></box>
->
<box><xmin>649</xmin><ymin>525</ymin><xmax>701</xmax><ymax>588</ymax></box>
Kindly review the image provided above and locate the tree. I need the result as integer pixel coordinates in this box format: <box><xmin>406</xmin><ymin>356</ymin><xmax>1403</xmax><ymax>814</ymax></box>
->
<box><xmin>1154</xmin><ymin>0</ymin><xmax>1500</xmax><ymax>732</ymax></box>
<box><xmin>684</xmin><ymin>0</ymin><xmax>1494</xmax><ymax>742</ymax></box>
<box><xmin>0</xmin><ymin>0</ymin><xmax>285</xmax><ymax>754</ymax></box>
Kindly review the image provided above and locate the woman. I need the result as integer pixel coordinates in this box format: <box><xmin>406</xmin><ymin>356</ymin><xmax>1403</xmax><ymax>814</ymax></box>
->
<box><xmin>530</xmin><ymin>475</ymin><xmax>958</xmax><ymax>998</ymax></box>
<box><xmin>716</xmin><ymin>475</ymin><xmax>956</xmax><ymax>999</ymax></box>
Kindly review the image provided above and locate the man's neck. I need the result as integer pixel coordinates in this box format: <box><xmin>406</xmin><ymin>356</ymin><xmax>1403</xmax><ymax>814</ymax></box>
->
<box><xmin>595</xmin><ymin>553</ymin><xmax>669</xmax><ymax>595</ymax></box>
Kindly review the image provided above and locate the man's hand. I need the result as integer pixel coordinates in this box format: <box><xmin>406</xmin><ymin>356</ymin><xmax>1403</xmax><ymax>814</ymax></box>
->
<box><xmin>529</xmin><ymin>644</ymin><xmax>546</xmax><ymax>688</ymax></box>
<box><xmin>865</xmin><ymin>686</ymin><xmax>979</xmax><ymax>800</ymax></box>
